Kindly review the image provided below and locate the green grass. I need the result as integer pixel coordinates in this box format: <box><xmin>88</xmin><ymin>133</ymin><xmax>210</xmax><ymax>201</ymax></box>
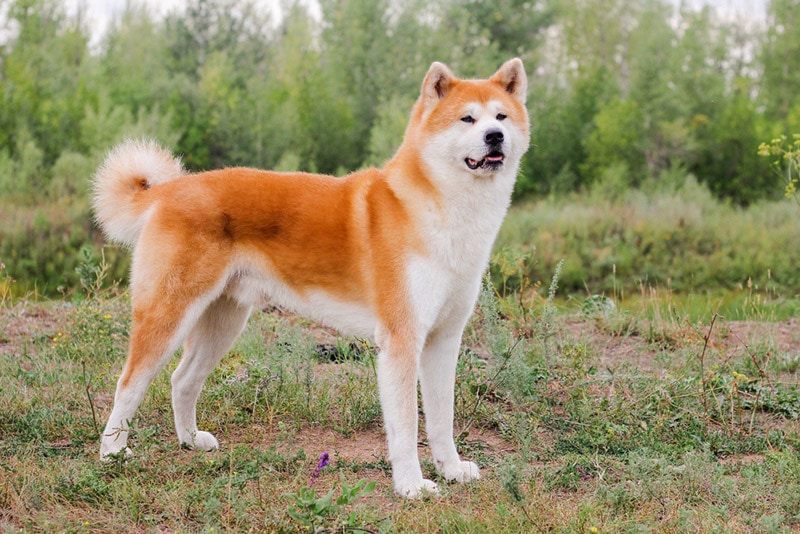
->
<box><xmin>1</xmin><ymin>269</ymin><xmax>800</xmax><ymax>532</ymax></box>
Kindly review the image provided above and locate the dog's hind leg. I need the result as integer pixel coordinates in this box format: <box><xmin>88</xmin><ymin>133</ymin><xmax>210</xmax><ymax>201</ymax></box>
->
<box><xmin>100</xmin><ymin>279</ymin><xmax>226</xmax><ymax>460</ymax></box>
<box><xmin>171</xmin><ymin>294</ymin><xmax>251</xmax><ymax>451</ymax></box>
<box><xmin>100</xmin><ymin>307</ymin><xmax>190</xmax><ymax>459</ymax></box>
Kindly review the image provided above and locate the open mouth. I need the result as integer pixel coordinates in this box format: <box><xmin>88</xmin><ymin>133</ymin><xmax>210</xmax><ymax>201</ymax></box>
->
<box><xmin>465</xmin><ymin>151</ymin><xmax>505</xmax><ymax>170</ymax></box>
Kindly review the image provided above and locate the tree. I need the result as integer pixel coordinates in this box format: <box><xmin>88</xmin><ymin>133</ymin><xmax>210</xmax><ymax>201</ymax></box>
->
<box><xmin>558</xmin><ymin>0</ymin><xmax>638</xmax><ymax>91</ymax></box>
<box><xmin>317</xmin><ymin>0</ymin><xmax>393</xmax><ymax>168</ymax></box>
<box><xmin>0</xmin><ymin>0</ymin><xmax>92</xmax><ymax>167</ymax></box>
<box><xmin>442</xmin><ymin>0</ymin><xmax>555</xmax><ymax>70</ymax></box>
<box><xmin>761</xmin><ymin>0</ymin><xmax>800</xmax><ymax>122</ymax></box>
<box><xmin>700</xmin><ymin>81</ymin><xmax>771</xmax><ymax>204</ymax></box>
<box><xmin>99</xmin><ymin>4</ymin><xmax>170</xmax><ymax>115</ymax></box>
<box><xmin>161</xmin><ymin>0</ymin><xmax>274</xmax><ymax>169</ymax></box>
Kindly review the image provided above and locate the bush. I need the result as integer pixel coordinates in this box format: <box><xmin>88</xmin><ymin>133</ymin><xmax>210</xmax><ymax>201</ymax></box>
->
<box><xmin>0</xmin><ymin>199</ymin><xmax>129</xmax><ymax>297</ymax></box>
<box><xmin>496</xmin><ymin>173</ymin><xmax>800</xmax><ymax>297</ymax></box>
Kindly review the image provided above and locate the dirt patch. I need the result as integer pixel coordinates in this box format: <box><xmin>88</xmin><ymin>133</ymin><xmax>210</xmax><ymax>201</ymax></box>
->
<box><xmin>562</xmin><ymin>316</ymin><xmax>800</xmax><ymax>376</ymax></box>
<box><xmin>270</xmin><ymin>425</ymin><xmax>388</xmax><ymax>466</ymax></box>
<box><xmin>231</xmin><ymin>422</ymin><xmax>514</xmax><ymax>470</ymax></box>
<box><xmin>0</xmin><ymin>301</ymin><xmax>65</xmax><ymax>358</ymax></box>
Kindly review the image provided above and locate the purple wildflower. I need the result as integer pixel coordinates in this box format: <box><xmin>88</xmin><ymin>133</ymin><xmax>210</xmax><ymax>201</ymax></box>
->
<box><xmin>309</xmin><ymin>451</ymin><xmax>330</xmax><ymax>486</ymax></box>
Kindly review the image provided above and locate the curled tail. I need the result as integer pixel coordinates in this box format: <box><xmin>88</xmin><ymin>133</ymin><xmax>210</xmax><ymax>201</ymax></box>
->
<box><xmin>92</xmin><ymin>139</ymin><xmax>185</xmax><ymax>247</ymax></box>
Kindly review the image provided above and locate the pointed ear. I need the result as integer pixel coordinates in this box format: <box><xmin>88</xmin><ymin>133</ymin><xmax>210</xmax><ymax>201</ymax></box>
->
<box><xmin>491</xmin><ymin>58</ymin><xmax>527</xmax><ymax>105</ymax></box>
<box><xmin>421</xmin><ymin>61</ymin><xmax>456</xmax><ymax>104</ymax></box>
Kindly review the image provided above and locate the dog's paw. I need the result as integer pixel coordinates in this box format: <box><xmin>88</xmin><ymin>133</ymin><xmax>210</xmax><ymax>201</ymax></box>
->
<box><xmin>182</xmin><ymin>431</ymin><xmax>219</xmax><ymax>451</ymax></box>
<box><xmin>395</xmin><ymin>478</ymin><xmax>440</xmax><ymax>499</ymax></box>
<box><xmin>441</xmin><ymin>460</ymin><xmax>480</xmax><ymax>483</ymax></box>
<box><xmin>100</xmin><ymin>447</ymin><xmax>132</xmax><ymax>462</ymax></box>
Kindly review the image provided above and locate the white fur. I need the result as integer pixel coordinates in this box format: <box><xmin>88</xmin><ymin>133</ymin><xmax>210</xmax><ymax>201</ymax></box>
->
<box><xmin>92</xmin><ymin>139</ymin><xmax>184</xmax><ymax>247</ymax></box>
<box><xmin>225</xmin><ymin>260</ymin><xmax>378</xmax><ymax>338</ymax></box>
<box><xmin>373</xmin><ymin>97</ymin><xmax>527</xmax><ymax>495</ymax></box>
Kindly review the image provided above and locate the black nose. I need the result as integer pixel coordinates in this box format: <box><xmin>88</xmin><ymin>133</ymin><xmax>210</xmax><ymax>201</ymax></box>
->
<box><xmin>484</xmin><ymin>129</ymin><xmax>504</xmax><ymax>145</ymax></box>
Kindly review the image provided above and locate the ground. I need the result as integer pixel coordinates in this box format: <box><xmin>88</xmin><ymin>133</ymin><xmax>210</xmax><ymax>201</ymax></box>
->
<box><xmin>3</xmin><ymin>301</ymin><xmax>798</xmax><ymax>442</ymax></box>
<box><xmin>2</xmin><ymin>299</ymin><xmax>800</xmax><ymax>531</ymax></box>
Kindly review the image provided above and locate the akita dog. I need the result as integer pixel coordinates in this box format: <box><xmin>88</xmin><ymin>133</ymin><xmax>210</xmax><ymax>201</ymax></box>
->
<box><xmin>93</xmin><ymin>58</ymin><xmax>529</xmax><ymax>498</ymax></box>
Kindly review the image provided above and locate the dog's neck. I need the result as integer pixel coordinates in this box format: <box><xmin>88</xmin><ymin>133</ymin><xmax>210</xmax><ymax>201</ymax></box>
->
<box><xmin>380</xmin><ymin>143</ymin><xmax>517</xmax><ymax>275</ymax></box>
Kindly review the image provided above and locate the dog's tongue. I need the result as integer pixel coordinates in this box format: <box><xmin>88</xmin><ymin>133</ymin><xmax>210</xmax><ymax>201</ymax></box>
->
<box><xmin>466</xmin><ymin>153</ymin><xmax>504</xmax><ymax>170</ymax></box>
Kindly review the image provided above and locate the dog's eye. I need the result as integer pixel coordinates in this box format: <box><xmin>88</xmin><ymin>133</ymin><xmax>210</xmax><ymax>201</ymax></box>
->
<box><xmin>460</xmin><ymin>115</ymin><xmax>475</xmax><ymax>124</ymax></box>
<box><xmin>496</xmin><ymin>113</ymin><xmax>507</xmax><ymax>121</ymax></box>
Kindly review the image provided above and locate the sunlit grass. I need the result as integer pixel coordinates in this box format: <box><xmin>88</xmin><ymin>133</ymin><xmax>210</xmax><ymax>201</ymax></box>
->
<box><xmin>574</xmin><ymin>284</ymin><xmax>800</xmax><ymax>324</ymax></box>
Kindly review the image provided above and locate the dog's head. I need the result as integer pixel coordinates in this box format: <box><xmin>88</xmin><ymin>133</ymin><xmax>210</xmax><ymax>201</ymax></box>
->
<box><xmin>406</xmin><ymin>59</ymin><xmax>530</xmax><ymax>182</ymax></box>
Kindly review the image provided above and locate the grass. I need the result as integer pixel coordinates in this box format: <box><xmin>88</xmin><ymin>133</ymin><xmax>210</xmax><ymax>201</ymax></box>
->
<box><xmin>495</xmin><ymin>176</ymin><xmax>800</xmax><ymax>300</ymax></box>
<box><xmin>1</xmin><ymin>257</ymin><xmax>800</xmax><ymax>532</ymax></box>
<box><xmin>2</xmin><ymin>184</ymin><xmax>800</xmax><ymax>530</ymax></box>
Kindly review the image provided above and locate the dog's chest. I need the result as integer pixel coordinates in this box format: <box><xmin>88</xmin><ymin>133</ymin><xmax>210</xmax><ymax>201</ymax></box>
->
<box><xmin>423</xmin><ymin>188</ymin><xmax>509</xmax><ymax>274</ymax></box>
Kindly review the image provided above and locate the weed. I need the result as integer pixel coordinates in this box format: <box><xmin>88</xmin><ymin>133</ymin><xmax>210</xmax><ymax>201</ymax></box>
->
<box><xmin>758</xmin><ymin>134</ymin><xmax>800</xmax><ymax>208</ymax></box>
<box><xmin>458</xmin><ymin>278</ymin><xmax>541</xmax><ymax>444</ymax></box>
<box><xmin>491</xmin><ymin>245</ymin><xmax>534</xmax><ymax>300</ymax></box>
<box><xmin>0</xmin><ymin>260</ymin><xmax>13</xmax><ymax>308</ymax></box>
<box><xmin>538</xmin><ymin>258</ymin><xmax>565</xmax><ymax>356</ymax></box>
<box><xmin>74</xmin><ymin>244</ymin><xmax>106</xmax><ymax>300</ymax></box>
<box><xmin>498</xmin><ymin>458</ymin><xmax>547</xmax><ymax>532</ymax></box>
<box><xmin>581</xmin><ymin>294</ymin><xmax>616</xmax><ymax>320</ymax></box>
<box><xmin>284</xmin><ymin>473</ymin><xmax>376</xmax><ymax>532</ymax></box>
<box><xmin>315</xmin><ymin>338</ymin><xmax>373</xmax><ymax>363</ymax></box>
<box><xmin>54</xmin><ymin>467</ymin><xmax>110</xmax><ymax>505</ymax></box>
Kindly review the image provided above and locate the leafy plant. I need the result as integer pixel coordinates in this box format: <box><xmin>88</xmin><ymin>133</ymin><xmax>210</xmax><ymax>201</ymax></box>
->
<box><xmin>758</xmin><ymin>134</ymin><xmax>800</xmax><ymax>208</ymax></box>
<box><xmin>74</xmin><ymin>244</ymin><xmax>111</xmax><ymax>301</ymax></box>
<box><xmin>285</xmin><ymin>474</ymin><xmax>376</xmax><ymax>532</ymax></box>
<box><xmin>582</xmin><ymin>294</ymin><xmax>616</xmax><ymax>320</ymax></box>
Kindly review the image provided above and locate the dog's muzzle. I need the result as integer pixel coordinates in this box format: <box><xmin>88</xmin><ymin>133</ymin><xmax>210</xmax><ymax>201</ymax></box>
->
<box><xmin>465</xmin><ymin>128</ymin><xmax>506</xmax><ymax>170</ymax></box>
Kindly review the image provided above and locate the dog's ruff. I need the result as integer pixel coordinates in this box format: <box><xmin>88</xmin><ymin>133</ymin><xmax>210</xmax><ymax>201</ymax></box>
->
<box><xmin>93</xmin><ymin>59</ymin><xmax>530</xmax><ymax>498</ymax></box>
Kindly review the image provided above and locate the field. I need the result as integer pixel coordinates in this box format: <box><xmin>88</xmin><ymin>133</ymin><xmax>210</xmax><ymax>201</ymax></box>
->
<box><xmin>4</xmin><ymin>0</ymin><xmax>800</xmax><ymax>529</ymax></box>
<box><xmin>1</xmin><ymin>236</ymin><xmax>800</xmax><ymax>532</ymax></box>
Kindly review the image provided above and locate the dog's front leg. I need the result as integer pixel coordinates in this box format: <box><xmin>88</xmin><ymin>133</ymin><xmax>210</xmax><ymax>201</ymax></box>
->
<box><xmin>419</xmin><ymin>327</ymin><xmax>480</xmax><ymax>484</ymax></box>
<box><xmin>375</xmin><ymin>326</ymin><xmax>437</xmax><ymax>498</ymax></box>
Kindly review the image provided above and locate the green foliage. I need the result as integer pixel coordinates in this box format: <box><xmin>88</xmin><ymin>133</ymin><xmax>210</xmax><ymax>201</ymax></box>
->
<box><xmin>761</xmin><ymin>0</ymin><xmax>800</xmax><ymax>123</ymax></box>
<box><xmin>0</xmin><ymin>261</ymin><xmax>13</xmax><ymax>308</ymax></box>
<box><xmin>759</xmin><ymin>134</ymin><xmax>800</xmax><ymax>207</ymax></box>
<box><xmin>496</xmin><ymin>183</ymin><xmax>800</xmax><ymax>300</ymax></box>
<box><xmin>582</xmin><ymin>295</ymin><xmax>616</xmax><ymax>320</ymax></box>
<box><xmin>73</xmin><ymin>244</ymin><xmax>114</xmax><ymax>302</ymax></box>
<box><xmin>285</xmin><ymin>475</ymin><xmax>376</xmax><ymax>531</ymax></box>
<box><xmin>582</xmin><ymin>98</ymin><xmax>645</xmax><ymax>186</ymax></box>
<box><xmin>0</xmin><ymin>199</ymin><xmax>129</xmax><ymax>297</ymax></box>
